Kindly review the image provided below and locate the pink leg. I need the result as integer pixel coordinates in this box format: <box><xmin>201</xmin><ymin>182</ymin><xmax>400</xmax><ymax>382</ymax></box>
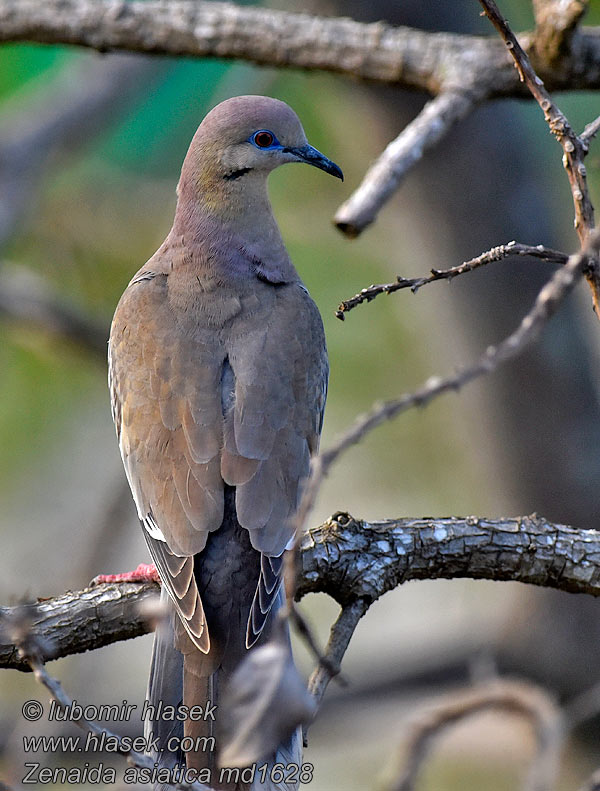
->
<box><xmin>92</xmin><ymin>562</ymin><xmax>160</xmax><ymax>586</ymax></box>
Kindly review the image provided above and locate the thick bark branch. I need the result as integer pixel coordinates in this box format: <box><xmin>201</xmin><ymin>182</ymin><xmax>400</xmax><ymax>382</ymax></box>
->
<box><xmin>2</xmin><ymin>0</ymin><xmax>599</xmax><ymax>244</ymax></box>
<box><xmin>297</xmin><ymin>513</ymin><xmax>600</xmax><ymax>603</ymax></box>
<box><xmin>0</xmin><ymin>582</ymin><xmax>159</xmax><ymax>671</ymax></box>
<box><xmin>3</xmin><ymin>514</ymin><xmax>600</xmax><ymax>671</ymax></box>
<box><xmin>1</xmin><ymin>0</ymin><xmax>600</xmax><ymax>96</ymax></box>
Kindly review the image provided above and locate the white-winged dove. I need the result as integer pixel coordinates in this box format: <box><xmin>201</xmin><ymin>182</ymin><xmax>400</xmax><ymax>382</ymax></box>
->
<box><xmin>107</xmin><ymin>96</ymin><xmax>342</xmax><ymax>789</ymax></box>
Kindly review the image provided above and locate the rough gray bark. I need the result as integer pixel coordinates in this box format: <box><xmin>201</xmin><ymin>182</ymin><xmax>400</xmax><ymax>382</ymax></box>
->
<box><xmin>0</xmin><ymin>0</ymin><xmax>600</xmax><ymax>96</ymax></box>
<box><xmin>2</xmin><ymin>513</ymin><xmax>600</xmax><ymax>671</ymax></box>
<box><xmin>0</xmin><ymin>582</ymin><xmax>158</xmax><ymax>671</ymax></box>
<box><xmin>297</xmin><ymin>513</ymin><xmax>600</xmax><ymax>603</ymax></box>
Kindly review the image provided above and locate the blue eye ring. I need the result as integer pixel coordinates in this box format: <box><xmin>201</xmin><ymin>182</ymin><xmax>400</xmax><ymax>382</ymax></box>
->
<box><xmin>250</xmin><ymin>130</ymin><xmax>279</xmax><ymax>149</ymax></box>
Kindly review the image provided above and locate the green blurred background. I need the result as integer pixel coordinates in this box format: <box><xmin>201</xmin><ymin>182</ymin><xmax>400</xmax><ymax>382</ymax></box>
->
<box><xmin>1</xmin><ymin>1</ymin><xmax>600</xmax><ymax>789</ymax></box>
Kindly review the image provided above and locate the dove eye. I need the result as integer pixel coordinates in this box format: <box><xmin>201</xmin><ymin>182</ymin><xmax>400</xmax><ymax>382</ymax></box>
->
<box><xmin>252</xmin><ymin>130</ymin><xmax>276</xmax><ymax>148</ymax></box>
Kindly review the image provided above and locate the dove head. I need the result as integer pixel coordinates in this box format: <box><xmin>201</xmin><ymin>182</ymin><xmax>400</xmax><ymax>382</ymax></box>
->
<box><xmin>176</xmin><ymin>96</ymin><xmax>342</xmax><ymax>214</ymax></box>
<box><xmin>172</xmin><ymin>96</ymin><xmax>342</xmax><ymax>282</ymax></box>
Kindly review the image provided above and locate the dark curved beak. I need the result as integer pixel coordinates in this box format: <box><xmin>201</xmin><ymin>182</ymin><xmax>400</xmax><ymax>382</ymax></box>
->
<box><xmin>284</xmin><ymin>144</ymin><xmax>344</xmax><ymax>181</ymax></box>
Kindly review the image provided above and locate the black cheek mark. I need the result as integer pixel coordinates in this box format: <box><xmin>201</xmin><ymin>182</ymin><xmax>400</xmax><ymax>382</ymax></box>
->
<box><xmin>224</xmin><ymin>168</ymin><xmax>253</xmax><ymax>181</ymax></box>
<box><xmin>256</xmin><ymin>270</ymin><xmax>287</xmax><ymax>287</ymax></box>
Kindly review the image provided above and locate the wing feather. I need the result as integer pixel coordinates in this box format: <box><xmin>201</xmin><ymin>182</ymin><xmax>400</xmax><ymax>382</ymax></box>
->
<box><xmin>110</xmin><ymin>270</ymin><xmax>327</xmax><ymax>656</ymax></box>
<box><xmin>109</xmin><ymin>272</ymin><xmax>225</xmax><ymax>650</ymax></box>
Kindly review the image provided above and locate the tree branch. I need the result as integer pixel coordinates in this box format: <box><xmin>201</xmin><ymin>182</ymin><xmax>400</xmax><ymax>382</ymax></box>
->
<box><xmin>582</xmin><ymin>114</ymin><xmax>600</xmax><ymax>144</ymax></box>
<box><xmin>479</xmin><ymin>0</ymin><xmax>599</xmax><ymax>310</ymax></box>
<box><xmin>286</xmin><ymin>232</ymin><xmax>597</xmax><ymax>580</ymax></box>
<box><xmin>307</xmin><ymin>598</ymin><xmax>369</xmax><ymax>707</ymax></box>
<box><xmin>2</xmin><ymin>0</ymin><xmax>600</xmax><ymax>241</ymax></box>
<box><xmin>1</xmin><ymin>0</ymin><xmax>600</xmax><ymax>96</ymax></box>
<box><xmin>532</xmin><ymin>0</ymin><xmax>588</xmax><ymax>69</ymax></box>
<box><xmin>335</xmin><ymin>241</ymin><xmax>569</xmax><ymax>319</ymax></box>
<box><xmin>4</xmin><ymin>514</ymin><xmax>600</xmax><ymax>670</ymax></box>
<box><xmin>0</xmin><ymin>582</ymin><xmax>159</xmax><ymax>671</ymax></box>
<box><xmin>334</xmin><ymin>90</ymin><xmax>482</xmax><ymax>237</ymax></box>
<box><xmin>298</xmin><ymin>513</ymin><xmax>600</xmax><ymax>603</ymax></box>
<box><xmin>387</xmin><ymin>680</ymin><xmax>563</xmax><ymax>791</ymax></box>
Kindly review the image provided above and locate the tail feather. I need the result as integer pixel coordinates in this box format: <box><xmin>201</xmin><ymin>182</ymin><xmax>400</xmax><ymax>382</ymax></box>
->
<box><xmin>145</xmin><ymin>488</ymin><xmax>302</xmax><ymax>790</ymax></box>
<box><xmin>146</xmin><ymin>601</ymin><xmax>302</xmax><ymax>790</ymax></box>
<box><xmin>246</xmin><ymin>554</ymin><xmax>284</xmax><ymax>649</ymax></box>
<box><xmin>145</xmin><ymin>590</ymin><xmax>185</xmax><ymax>789</ymax></box>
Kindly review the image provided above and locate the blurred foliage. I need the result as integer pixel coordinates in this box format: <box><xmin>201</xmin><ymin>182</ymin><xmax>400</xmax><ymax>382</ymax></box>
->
<box><xmin>0</xmin><ymin>43</ymin><xmax>70</xmax><ymax>100</ymax></box>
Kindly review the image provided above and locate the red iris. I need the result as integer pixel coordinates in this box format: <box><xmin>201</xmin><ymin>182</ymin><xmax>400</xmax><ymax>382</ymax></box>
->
<box><xmin>254</xmin><ymin>131</ymin><xmax>274</xmax><ymax>148</ymax></box>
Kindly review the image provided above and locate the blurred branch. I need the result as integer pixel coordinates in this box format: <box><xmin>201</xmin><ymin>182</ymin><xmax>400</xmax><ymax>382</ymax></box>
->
<box><xmin>334</xmin><ymin>90</ymin><xmax>481</xmax><ymax>237</ymax></box>
<box><xmin>479</xmin><ymin>0</ymin><xmax>599</xmax><ymax>311</ymax></box>
<box><xmin>565</xmin><ymin>678</ymin><xmax>600</xmax><ymax>730</ymax></box>
<box><xmin>580</xmin><ymin>770</ymin><xmax>600</xmax><ymax>791</ymax></box>
<box><xmin>307</xmin><ymin>598</ymin><xmax>369</xmax><ymax>707</ymax></box>
<box><xmin>4</xmin><ymin>513</ymin><xmax>600</xmax><ymax>670</ymax></box>
<box><xmin>0</xmin><ymin>52</ymin><xmax>164</xmax><ymax>251</ymax></box>
<box><xmin>532</xmin><ymin>0</ymin><xmax>588</xmax><ymax>68</ymax></box>
<box><xmin>0</xmin><ymin>266</ymin><xmax>108</xmax><ymax>358</ymax></box>
<box><xmin>387</xmin><ymin>680</ymin><xmax>562</xmax><ymax>791</ymax></box>
<box><xmin>336</xmin><ymin>241</ymin><xmax>569</xmax><ymax>319</ymax></box>
<box><xmin>582</xmin><ymin>115</ymin><xmax>600</xmax><ymax>144</ymax></box>
<box><xmin>8</xmin><ymin>608</ymin><xmax>215</xmax><ymax>791</ymax></box>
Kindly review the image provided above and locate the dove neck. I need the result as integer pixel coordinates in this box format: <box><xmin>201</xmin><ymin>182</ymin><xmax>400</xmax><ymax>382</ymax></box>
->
<box><xmin>172</xmin><ymin>169</ymin><xmax>298</xmax><ymax>284</ymax></box>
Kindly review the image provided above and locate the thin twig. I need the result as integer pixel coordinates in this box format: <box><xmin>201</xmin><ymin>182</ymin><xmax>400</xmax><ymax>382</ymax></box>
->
<box><xmin>387</xmin><ymin>680</ymin><xmax>563</xmax><ymax>791</ymax></box>
<box><xmin>9</xmin><ymin>607</ymin><xmax>215</xmax><ymax>791</ymax></box>
<box><xmin>307</xmin><ymin>598</ymin><xmax>369</xmax><ymax>707</ymax></box>
<box><xmin>334</xmin><ymin>90</ymin><xmax>483</xmax><ymax>237</ymax></box>
<box><xmin>336</xmin><ymin>241</ymin><xmax>568</xmax><ymax>319</ymax></box>
<box><xmin>582</xmin><ymin>115</ymin><xmax>600</xmax><ymax>144</ymax></box>
<box><xmin>478</xmin><ymin>0</ymin><xmax>599</xmax><ymax>310</ymax></box>
<box><xmin>289</xmin><ymin>231</ymin><xmax>599</xmax><ymax>570</ymax></box>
